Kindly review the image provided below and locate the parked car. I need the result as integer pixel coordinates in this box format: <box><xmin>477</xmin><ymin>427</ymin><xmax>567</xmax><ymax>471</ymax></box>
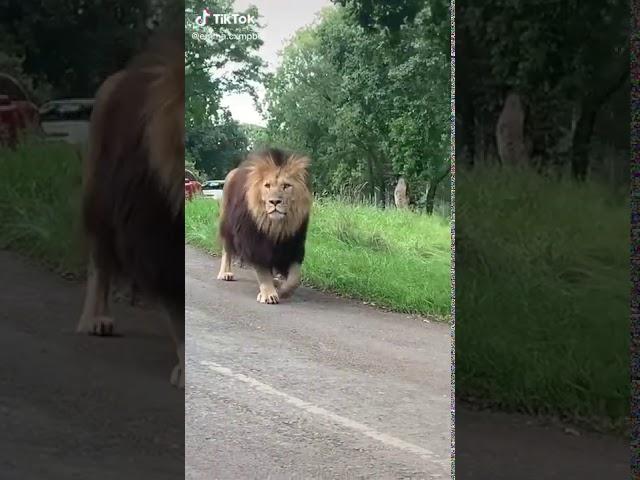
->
<box><xmin>39</xmin><ymin>98</ymin><xmax>94</xmax><ymax>147</ymax></box>
<box><xmin>201</xmin><ymin>180</ymin><xmax>225</xmax><ymax>200</ymax></box>
<box><xmin>0</xmin><ymin>74</ymin><xmax>40</xmax><ymax>148</ymax></box>
<box><xmin>185</xmin><ymin>169</ymin><xmax>202</xmax><ymax>201</ymax></box>
<box><xmin>185</xmin><ymin>178</ymin><xmax>202</xmax><ymax>201</ymax></box>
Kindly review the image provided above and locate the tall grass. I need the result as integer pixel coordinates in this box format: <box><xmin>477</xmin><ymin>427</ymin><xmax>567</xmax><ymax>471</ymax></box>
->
<box><xmin>456</xmin><ymin>164</ymin><xmax>629</xmax><ymax>428</ymax></box>
<box><xmin>0</xmin><ymin>141</ymin><xmax>85</xmax><ymax>275</ymax></box>
<box><xmin>186</xmin><ymin>197</ymin><xmax>452</xmax><ymax>318</ymax></box>
<box><xmin>3</xmin><ymin>140</ymin><xmax>625</xmax><ymax>426</ymax></box>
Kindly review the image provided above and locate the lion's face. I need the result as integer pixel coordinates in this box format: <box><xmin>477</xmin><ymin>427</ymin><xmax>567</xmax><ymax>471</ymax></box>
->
<box><xmin>245</xmin><ymin>151</ymin><xmax>312</xmax><ymax>238</ymax></box>
<box><xmin>260</xmin><ymin>172</ymin><xmax>298</xmax><ymax>220</ymax></box>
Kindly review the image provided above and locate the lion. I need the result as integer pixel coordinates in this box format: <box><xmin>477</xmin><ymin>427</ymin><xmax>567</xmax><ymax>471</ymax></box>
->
<box><xmin>217</xmin><ymin>148</ymin><xmax>312</xmax><ymax>304</ymax></box>
<box><xmin>76</xmin><ymin>32</ymin><xmax>185</xmax><ymax>388</ymax></box>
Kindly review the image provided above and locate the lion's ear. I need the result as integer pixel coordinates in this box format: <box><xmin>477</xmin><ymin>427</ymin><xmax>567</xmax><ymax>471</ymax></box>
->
<box><xmin>289</xmin><ymin>155</ymin><xmax>311</xmax><ymax>172</ymax></box>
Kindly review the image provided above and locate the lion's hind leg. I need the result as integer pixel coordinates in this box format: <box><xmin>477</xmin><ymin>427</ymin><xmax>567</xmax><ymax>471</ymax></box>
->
<box><xmin>278</xmin><ymin>262</ymin><xmax>302</xmax><ymax>299</ymax></box>
<box><xmin>217</xmin><ymin>247</ymin><xmax>235</xmax><ymax>281</ymax></box>
<box><xmin>77</xmin><ymin>257</ymin><xmax>116</xmax><ymax>335</ymax></box>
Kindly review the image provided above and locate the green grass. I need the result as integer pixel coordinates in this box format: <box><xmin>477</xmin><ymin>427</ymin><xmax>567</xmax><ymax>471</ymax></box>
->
<box><xmin>0</xmin><ymin>141</ymin><xmax>85</xmax><ymax>276</ymax></box>
<box><xmin>456</xmin><ymin>164</ymin><xmax>629</xmax><ymax>430</ymax></box>
<box><xmin>186</xmin><ymin>196</ymin><xmax>452</xmax><ymax>318</ymax></box>
<box><xmin>2</xmin><ymin>139</ymin><xmax>627</xmax><ymax>429</ymax></box>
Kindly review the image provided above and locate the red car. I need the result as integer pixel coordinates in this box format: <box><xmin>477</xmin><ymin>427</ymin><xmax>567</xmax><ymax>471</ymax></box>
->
<box><xmin>0</xmin><ymin>74</ymin><xmax>40</xmax><ymax>148</ymax></box>
<box><xmin>185</xmin><ymin>170</ymin><xmax>202</xmax><ymax>201</ymax></box>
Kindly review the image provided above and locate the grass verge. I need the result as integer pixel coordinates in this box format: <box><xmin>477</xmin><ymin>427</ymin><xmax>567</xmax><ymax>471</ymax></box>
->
<box><xmin>186</xmin><ymin>196</ymin><xmax>452</xmax><ymax>318</ymax></box>
<box><xmin>0</xmin><ymin>141</ymin><xmax>85</xmax><ymax>276</ymax></box>
<box><xmin>456</xmin><ymin>164</ymin><xmax>629</xmax><ymax>431</ymax></box>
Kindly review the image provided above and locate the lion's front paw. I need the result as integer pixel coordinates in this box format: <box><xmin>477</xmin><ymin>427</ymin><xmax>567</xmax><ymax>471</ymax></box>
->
<box><xmin>217</xmin><ymin>271</ymin><xmax>234</xmax><ymax>281</ymax></box>
<box><xmin>170</xmin><ymin>362</ymin><xmax>184</xmax><ymax>389</ymax></box>
<box><xmin>76</xmin><ymin>315</ymin><xmax>116</xmax><ymax>336</ymax></box>
<box><xmin>257</xmin><ymin>286</ymin><xmax>279</xmax><ymax>304</ymax></box>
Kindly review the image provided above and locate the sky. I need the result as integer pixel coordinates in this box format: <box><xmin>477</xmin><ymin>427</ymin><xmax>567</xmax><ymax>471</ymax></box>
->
<box><xmin>220</xmin><ymin>0</ymin><xmax>331</xmax><ymax>126</ymax></box>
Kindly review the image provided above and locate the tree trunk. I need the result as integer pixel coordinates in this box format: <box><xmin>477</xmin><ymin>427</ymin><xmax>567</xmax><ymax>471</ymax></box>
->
<box><xmin>570</xmin><ymin>105</ymin><xmax>597</xmax><ymax>181</ymax></box>
<box><xmin>394</xmin><ymin>177</ymin><xmax>409</xmax><ymax>208</ymax></box>
<box><xmin>455</xmin><ymin>25</ymin><xmax>475</xmax><ymax>167</ymax></box>
<box><xmin>424</xmin><ymin>183</ymin><xmax>438</xmax><ymax>215</ymax></box>
<box><xmin>378</xmin><ymin>177</ymin><xmax>387</xmax><ymax>208</ymax></box>
<box><xmin>570</xmin><ymin>46</ymin><xmax>629</xmax><ymax>181</ymax></box>
<box><xmin>456</xmin><ymin>95</ymin><xmax>475</xmax><ymax>167</ymax></box>
<box><xmin>425</xmin><ymin>165</ymin><xmax>451</xmax><ymax>215</ymax></box>
<box><xmin>366</xmin><ymin>157</ymin><xmax>376</xmax><ymax>201</ymax></box>
<box><xmin>370</xmin><ymin>151</ymin><xmax>389</xmax><ymax>208</ymax></box>
<box><xmin>379</xmin><ymin>156</ymin><xmax>393</xmax><ymax>208</ymax></box>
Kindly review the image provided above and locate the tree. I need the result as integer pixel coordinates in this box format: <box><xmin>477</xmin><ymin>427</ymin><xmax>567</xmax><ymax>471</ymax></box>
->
<box><xmin>185</xmin><ymin>0</ymin><xmax>264</xmax><ymax>178</ymax></box>
<box><xmin>0</xmin><ymin>0</ymin><xmax>174</xmax><ymax>97</ymax></box>
<box><xmin>456</xmin><ymin>0</ymin><xmax>629</xmax><ymax>180</ymax></box>
<box><xmin>264</xmin><ymin>1</ymin><xmax>450</xmax><ymax>211</ymax></box>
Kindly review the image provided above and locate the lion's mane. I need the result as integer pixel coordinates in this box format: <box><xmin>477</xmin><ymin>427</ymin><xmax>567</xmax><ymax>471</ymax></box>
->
<box><xmin>219</xmin><ymin>148</ymin><xmax>312</xmax><ymax>275</ymax></box>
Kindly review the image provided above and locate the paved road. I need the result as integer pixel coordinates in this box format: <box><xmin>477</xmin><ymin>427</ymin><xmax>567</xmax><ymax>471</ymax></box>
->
<box><xmin>186</xmin><ymin>246</ymin><xmax>629</xmax><ymax>480</ymax></box>
<box><xmin>0</xmin><ymin>251</ymin><xmax>184</xmax><ymax>480</ymax></box>
<box><xmin>185</xmin><ymin>246</ymin><xmax>452</xmax><ymax>479</ymax></box>
<box><xmin>455</xmin><ymin>407</ymin><xmax>629</xmax><ymax>479</ymax></box>
<box><xmin>3</xmin><ymin>245</ymin><xmax>627</xmax><ymax>480</ymax></box>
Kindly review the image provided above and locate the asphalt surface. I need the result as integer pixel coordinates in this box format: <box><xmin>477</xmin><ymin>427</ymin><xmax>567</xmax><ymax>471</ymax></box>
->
<box><xmin>0</xmin><ymin>251</ymin><xmax>184</xmax><ymax>480</ymax></box>
<box><xmin>185</xmin><ymin>246</ymin><xmax>452</xmax><ymax>479</ymax></box>
<box><xmin>1</xmin><ymin>245</ymin><xmax>628</xmax><ymax>480</ymax></box>
<box><xmin>186</xmin><ymin>246</ymin><xmax>629</xmax><ymax>480</ymax></box>
<box><xmin>455</xmin><ymin>407</ymin><xmax>629</xmax><ymax>479</ymax></box>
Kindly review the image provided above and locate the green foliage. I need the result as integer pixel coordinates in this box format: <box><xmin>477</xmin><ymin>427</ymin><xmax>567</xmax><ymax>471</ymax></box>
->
<box><xmin>0</xmin><ymin>141</ymin><xmax>85</xmax><ymax>276</ymax></box>
<box><xmin>457</xmin><ymin>1</ymin><xmax>629</xmax><ymax>174</ymax></box>
<box><xmin>185</xmin><ymin>0</ymin><xmax>264</xmax><ymax>178</ymax></box>
<box><xmin>264</xmin><ymin>1</ymin><xmax>450</xmax><ymax>209</ymax></box>
<box><xmin>186</xmin><ymin>197</ymin><xmax>451</xmax><ymax>317</ymax></box>
<box><xmin>241</xmin><ymin>123</ymin><xmax>269</xmax><ymax>150</ymax></box>
<box><xmin>186</xmin><ymin>113</ymin><xmax>248</xmax><ymax>180</ymax></box>
<box><xmin>0</xmin><ymin>52</ymin><xmax>52</xmax><ymax>104</ymax></box>
<box><xmin>334</xmin><ymin>0</ymin><xmax>449</xmax><ymax>52</ymax></box>
<box><xmin>334</xmin><ymin>0</ymin><xmax>425</xmax><ymax>34</ymax></box>
<box><xmin>0</xmin><ymin>0</ymin><xmax>179</xmax><ymax>98</ymax></box>
<box><xmin>456</xmin><ymin>164</ymin><xmax>629</xmax><ymax>427</ymax></box>
<box><xmin>461</xmin><ymin>1</ymin><xmax>627</xmax><ymax>97</ymax></box>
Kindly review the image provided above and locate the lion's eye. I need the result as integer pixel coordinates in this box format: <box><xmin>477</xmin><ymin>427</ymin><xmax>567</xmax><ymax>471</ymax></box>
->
<box><xmin>283</xmin><ymin>183</ymin><xmax>291</xmax><ymax>189</ymax></box>
<box><xmin>264</xmin><ymin>183</ymin><xmax>271</xmax><ymax>188</ymax></box>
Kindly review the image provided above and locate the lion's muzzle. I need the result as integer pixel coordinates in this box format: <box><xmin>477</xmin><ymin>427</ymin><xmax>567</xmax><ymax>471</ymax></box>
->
<box><xmin>267</xmin><ymin>198</ymin><xmax>287</xmax><ymax>217</ymax></box>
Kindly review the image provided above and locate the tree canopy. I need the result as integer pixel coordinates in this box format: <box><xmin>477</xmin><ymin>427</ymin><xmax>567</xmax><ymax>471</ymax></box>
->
<box><xmin>0</xmin><ymin>0</ymin><xmax>182</xmax><ymax>99</ymax></box>
<box><xmin>264</xmin><ymin>1</ymin><xmax>450</xmax><ymax>211</ymax></box>
<box><xmin>185</xmin><ymin>0</ymin><xmax>263</xmax><ymax>179</ymax></box>
<box><xmin>456</xmin><ymin>0</ymin><xmax>629</xmax><ymax>181</ymax></box>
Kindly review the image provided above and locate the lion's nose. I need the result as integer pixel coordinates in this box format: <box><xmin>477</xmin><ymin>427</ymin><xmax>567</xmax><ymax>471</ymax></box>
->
<box><xmin>269</xmin><ymin>199</ymin><xmax>282</xmax><ymax>206</ymax></box>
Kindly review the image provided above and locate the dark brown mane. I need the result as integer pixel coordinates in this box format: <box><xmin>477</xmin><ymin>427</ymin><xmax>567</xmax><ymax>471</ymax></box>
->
<box><xmin>82</xmin><ymin>33</ymin><xmax>184</xmax><ymax>310</ymax></box>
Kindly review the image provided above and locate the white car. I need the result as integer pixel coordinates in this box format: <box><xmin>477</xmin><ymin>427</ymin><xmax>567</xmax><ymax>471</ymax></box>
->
<box><xmin>201</xmin><ymin>180</ymin><xmax>224</xmax><ymax>200</ymax></box>
<box><xmin>39</xmin><ymin>98</ymin><xmax>94</xmax><ymax>147</ymax></box>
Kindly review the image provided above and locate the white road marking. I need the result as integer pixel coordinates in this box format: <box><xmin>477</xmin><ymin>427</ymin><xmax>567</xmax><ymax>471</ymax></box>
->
<box><xmin>200</xmin><ymin>360</ymin><xmax>448</xmax><ymax>474</ymax></box>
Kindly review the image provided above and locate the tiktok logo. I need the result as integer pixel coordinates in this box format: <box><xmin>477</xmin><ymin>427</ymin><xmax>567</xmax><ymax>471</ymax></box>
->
<box><xmin>195</xmin><ymin>8</ymin><xmax>211</xmax><ymax>26</ymax></box>
<box><xmin>194</xmin><ymin>8</ymin><xmax>255</xmax><ymax>26</ymax></box>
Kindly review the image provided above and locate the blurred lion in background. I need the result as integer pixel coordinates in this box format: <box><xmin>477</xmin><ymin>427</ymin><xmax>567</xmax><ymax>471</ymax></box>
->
<box><xmin>76</xmin><ymin>32</ymin><xmax>185</xmax><ymax>388</ymax></box>
<box><xmin>218</xmin><ymin>148</ymin><xmax>312</xmax><ymax>304</ymax></box>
